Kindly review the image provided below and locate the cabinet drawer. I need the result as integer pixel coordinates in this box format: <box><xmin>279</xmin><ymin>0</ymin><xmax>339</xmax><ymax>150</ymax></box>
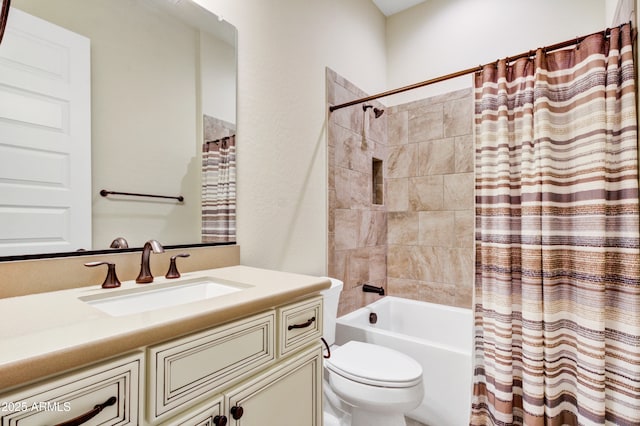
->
<box><xmin>277</xmin><ymin>296</ymin><xmax>323</xmax><ymax>357</ymax></box>
<box><xmin>159</xmin><ymin>396</ymin><xmax>223</xmax><ymax>426</ymax></box>
<box><xmin>0</xmin><ymin>352</ymin><xmax>142</xmax><ymax>426</ymax></box>
<box><xmin>147</xmin><ymin>311</ymin><xmax>275</xmax><ymax>423</ymax></box>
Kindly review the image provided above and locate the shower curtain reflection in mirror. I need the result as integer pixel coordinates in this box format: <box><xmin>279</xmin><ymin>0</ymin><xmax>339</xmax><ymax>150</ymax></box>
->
<box><xmin>202</xmin><ymin>133</ymin><xmax>236</xmax><ymax>243</ymax></box>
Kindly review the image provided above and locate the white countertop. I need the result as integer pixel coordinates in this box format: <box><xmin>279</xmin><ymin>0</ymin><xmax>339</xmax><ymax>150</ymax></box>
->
<box><xmin>0</xmin><ymin>265</ymin><xmax>330</xmax><ymax>392</ymax></box>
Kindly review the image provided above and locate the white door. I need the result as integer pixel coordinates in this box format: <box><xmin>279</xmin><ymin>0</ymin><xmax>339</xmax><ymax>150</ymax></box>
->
<box><xmin>0</xmin><ymin>7</ymin><xmax>91</xmax><ymax>256</ymax></box>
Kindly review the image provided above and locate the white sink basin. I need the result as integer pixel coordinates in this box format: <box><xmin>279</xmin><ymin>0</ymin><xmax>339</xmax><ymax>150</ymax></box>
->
<box><xmin>80</xmin><ymin>277</ymin><xmax>250</xmax><ymax>317</ymax></box>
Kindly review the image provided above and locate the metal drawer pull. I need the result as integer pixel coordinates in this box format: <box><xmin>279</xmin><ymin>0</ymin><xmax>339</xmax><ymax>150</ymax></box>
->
<box><xmin>288</xmin><ymin>316</ymin><xmax>316</xmax><ymax>330</ymax></box>
<box><xmin>54</xmin><ymin>396</ymin><xmax>117</xmax><ymax>426</ymax></box>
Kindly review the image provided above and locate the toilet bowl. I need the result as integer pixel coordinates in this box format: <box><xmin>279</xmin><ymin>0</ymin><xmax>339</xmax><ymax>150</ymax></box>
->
<box><xmin>321</xmin><ymin>278</ymin><xmax>423</xmax><ymax>426</ymax></box>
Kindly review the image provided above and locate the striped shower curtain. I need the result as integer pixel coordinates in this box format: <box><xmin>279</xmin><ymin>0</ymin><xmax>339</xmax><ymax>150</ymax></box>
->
<box><xmin>202</xmin><ymin>135</ymin><xmax>236</xmax><ymax>243</ymax></box>
<box><xmin>470</xmin><ymin>24</ymin><xmax>640</xmax><ymax>425</ymax></box>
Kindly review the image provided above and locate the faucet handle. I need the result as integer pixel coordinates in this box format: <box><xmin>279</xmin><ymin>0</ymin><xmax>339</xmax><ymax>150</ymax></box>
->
<box><xmin>165</xmin><ymin>253</ymin><xmax>190</xmax><ymax>279</ymax></box>
<box><xmin>85</xmin><ymin>261</ymin><xmax>121</xmax><ymax>289</ymax></box>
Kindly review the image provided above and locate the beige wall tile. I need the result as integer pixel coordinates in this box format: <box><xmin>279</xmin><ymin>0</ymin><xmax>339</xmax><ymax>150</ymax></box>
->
<box><xmin>359</xmin><ymin>211</ymin><xmax>387</xmax><ymax>247</ymax></box>
<box><xmin>419</xmin><ymin>211</ymin><xmax>455</xmax><ymax>247</ymax></box>
<box><xmin>415</xmin><ymin>246</ymin><xmax>450</xmax><ymax>283</ymax></box>
<box><xmin>387</xmin><ymin>277</ymin><xmax>422</xmax><ymax>301</ymax></box>
<box><xmin>350</xmin><ymin>170</ymin><xmax>372</xmax><ymax>209</ymax></box>
<box><xmin>444</xmin><ymin>96</ymin><xmax>472</xmax><ymax>137</ymax></box>
<box><xmin>388</xmin><ymin>212</ymin><xmax>419</xmax><ymax>245</ymax></box>
<box><xmin>444</xmin><ymin>173</ymin><xmax>474</xmax><ymax>210</ymax></box>
<box><xmin>409</xmin><ymin>103</ymin><xmax>444</xmax><ymax>142</ymax></box>
<box><xmin>454</xmin><ymin>210</ymin><xmax>475</xmax><ymax>248</ymax></box>
<box><xmin>454</xmin><ymin>281</ymin><xmax>474</xmax><ymax>309</ymax></box>
<box><xmin>455</xmin><ymin>134</ymin><xmax>474</xmax><ymax>173</ymax></box>
<box><xmin>334</xmin><ymin>209</ymin><xmax>360</xmax><ymax>250</ymax></box>
<box><xmin>388</xmin><ymin>110</ymin><xmax>409</xmax><ymax>146</ymax></box>
<box><xmin>369</xmin><ymin>245</ymin><xmax>387</xmax><ymax>283</ymax></box>
<box><xmin>386</xmin><ymin>178</ymin><xmax>409</xmax><ymax>212</ymax></box>
<box><xmin>387</xmin><ymin>245</ymin><xmax>421</xmax><ymax>281</ymax></box>
<box><xmin>420</xmin><ymin>281</ymin><xmax>456</xmax><ymax>306</ymax></box>
<box><xmin>334</xmin><ymin>127</ymin><xmax>369</xmax><ymax>174</ymax></box>
<box><xmin>334</xmin><ymin>167</ymin><xmax>354</xmax><ymax>209</ymax></box>
<box><xmin>330</xmin><ymin>249</ymin><xmax>348</xmax><ymax>284</ymax></box>
<box><xmin>347</xmin><ymin>248</ymin><xmax>371</xmax><ymax>287</ymax></box>
<box><xmin>368</xmin><ymin>106</ymin><xmax>388</xmax><ymax>144</ymax></box>
<box><xmin>419</xmin><ymin>138</ymin><xmax>455</xmax><ymax>176</ymax></box>
<box><xmin>409</xmin><ymin>176</ymin><xmax>444</xmax><ymax>211</ymax></box>
<box><xmin>387</xmin><ymin>144</ymin><xmax>418</xmax><ymax>178</ymax></box>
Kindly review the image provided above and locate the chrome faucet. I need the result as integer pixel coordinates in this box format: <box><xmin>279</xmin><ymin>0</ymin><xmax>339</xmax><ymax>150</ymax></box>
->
<box><xmin>136</xmin><ymin>239</ymin><xmax>164</xmax><ymax>283</ymax></box>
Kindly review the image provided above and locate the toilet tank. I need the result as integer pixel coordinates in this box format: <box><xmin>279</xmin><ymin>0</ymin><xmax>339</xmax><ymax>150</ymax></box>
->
<box><xmin>320</xmin><ymin>277</ymin><xmax>343</xmax><ymax>346</ymax></box>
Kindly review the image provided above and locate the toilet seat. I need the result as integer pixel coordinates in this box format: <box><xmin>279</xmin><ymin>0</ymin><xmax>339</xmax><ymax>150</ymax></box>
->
<box><xmin>325</xmin><ymin>341</ymin><xmax>422</xmax><ymax>388</ymax></box>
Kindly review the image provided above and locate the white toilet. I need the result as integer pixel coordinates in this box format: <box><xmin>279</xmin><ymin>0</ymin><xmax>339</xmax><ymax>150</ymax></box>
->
<box><xmin>321</xmin><ymin>278</ymin><xmax>424</xmax><ymax>426</ymax></box>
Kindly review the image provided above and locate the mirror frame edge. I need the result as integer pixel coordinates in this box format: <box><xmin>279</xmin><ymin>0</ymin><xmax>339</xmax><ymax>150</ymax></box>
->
<box><xmin>0</xmin><ymin>241</ymin><xmax>237</xmax><ymax>263</ymax></box>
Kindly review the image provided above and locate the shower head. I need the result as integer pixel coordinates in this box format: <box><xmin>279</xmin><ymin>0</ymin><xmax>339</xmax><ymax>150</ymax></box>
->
<box><xmin>362</xmin><ymin>104</ymin><xmax>385</xmax><ymax>118</ymax></box>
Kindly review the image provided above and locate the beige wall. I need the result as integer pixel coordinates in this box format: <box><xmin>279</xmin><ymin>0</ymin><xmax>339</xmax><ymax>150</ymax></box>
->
<box><xmin>385</xmin><ymin>0</ymin><xmax>607</xmax><ymax>104</ymax></box>
<box><xmin>196</xmin><ymin>0</ymin><xmax>388</xmax><ymax>276</ymax></box>
<box><xmin>196</xmin><ymin>0</ymin><xmax>606</xmax><ymax>279</ymax></box>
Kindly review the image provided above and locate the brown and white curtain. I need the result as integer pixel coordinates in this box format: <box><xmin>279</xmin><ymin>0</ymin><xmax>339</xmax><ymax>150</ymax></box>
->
<box><xmin>471</xmin><ymin>24</ymin><xmax>640</xmax><ymax>425</ymax></box>
<box><xmin>202</xmin><ymin>135</ymin><xmax>236</xmax><ymax>243</ymax></box>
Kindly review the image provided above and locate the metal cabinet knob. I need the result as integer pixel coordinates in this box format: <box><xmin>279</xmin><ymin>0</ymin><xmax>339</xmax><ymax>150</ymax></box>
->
<box><xmin>230</xmin><ymin>406</ymin><xmax>244</xmax><ymax>420</ymax></box>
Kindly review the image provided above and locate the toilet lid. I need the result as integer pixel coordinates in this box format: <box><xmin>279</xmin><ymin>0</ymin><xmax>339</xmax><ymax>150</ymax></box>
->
<box><xmin>325</xmin><ymin>341</ymin><xmax>422</xmax><ymax>388</ymax></box>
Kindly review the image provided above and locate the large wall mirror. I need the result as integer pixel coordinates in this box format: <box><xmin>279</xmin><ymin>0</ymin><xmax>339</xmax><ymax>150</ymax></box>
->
<box><xmin>0</xmin><ymin>0</ymin><xmax>237</xmax><ymax>259</ymax></box>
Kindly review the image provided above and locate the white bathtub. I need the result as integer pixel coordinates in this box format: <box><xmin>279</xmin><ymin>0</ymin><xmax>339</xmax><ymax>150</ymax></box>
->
<box><xmin>335</xmin><ymin>296</ymin><xmax>473</xmax><ymax>426</ymax></box>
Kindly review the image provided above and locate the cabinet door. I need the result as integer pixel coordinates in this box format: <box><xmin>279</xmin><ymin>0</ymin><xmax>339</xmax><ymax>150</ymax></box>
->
<box><xmin>159</xmin><ymin>396</ymin><xmax>223</xmax><ymax>426</ymax></box>
<box><xmin>224</xmin><ymin>345</ymin><xmax>322</xmax><ymax>426</ymax></box>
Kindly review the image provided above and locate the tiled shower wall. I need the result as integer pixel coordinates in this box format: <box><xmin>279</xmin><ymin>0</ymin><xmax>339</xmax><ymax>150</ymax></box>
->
<box><xmin>327</xmin><ymin>69</ymin><xmax>388</xmax><ymax>317</ymax></box>
<box><xmin>327</xmin><ymin>68</ymin><xmax>474</xmax><ymax>316</ymax></box>
<box><xmin>386</xmin><ymin>88</ymin><xmax>474</xmax><ymax>308</ymax></box>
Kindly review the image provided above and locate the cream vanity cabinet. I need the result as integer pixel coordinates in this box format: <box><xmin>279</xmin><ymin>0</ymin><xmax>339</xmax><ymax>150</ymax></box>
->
<box><xmin>155</xmin><ymin>296</ymin><xmax>324</xmax><ymax>426</ymax></box>
<box><xmin>0</xmin><ymin>295</ymin><xmax>323</xmax><ymax>426</ymax></box>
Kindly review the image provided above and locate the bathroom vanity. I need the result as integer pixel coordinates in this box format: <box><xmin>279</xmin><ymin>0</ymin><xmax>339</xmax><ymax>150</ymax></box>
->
<box><xmin>0</xmin><ymin>266</ymin><xmax>329</xmax><ymax>425</ymax></box>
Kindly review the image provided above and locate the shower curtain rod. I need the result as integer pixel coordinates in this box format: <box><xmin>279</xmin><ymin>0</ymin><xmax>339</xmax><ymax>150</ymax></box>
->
<box><xmin>328</xmin><ymin>25</ymin><xmax>622</xmax><ymax>112</ymax></box>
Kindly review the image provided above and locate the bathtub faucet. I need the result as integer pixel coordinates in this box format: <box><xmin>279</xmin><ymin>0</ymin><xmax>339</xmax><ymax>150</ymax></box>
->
<box><xmin>362</xmin><ymin>283</ymin><xmax>385</xmax><ymax>296</ymax></box>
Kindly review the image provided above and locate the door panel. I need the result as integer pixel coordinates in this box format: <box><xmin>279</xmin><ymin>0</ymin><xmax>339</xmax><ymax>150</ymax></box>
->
<box><xmin>0</xmin><ymin>7</ymin><xmax>91</xmax><ymax>256</ymax></box>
